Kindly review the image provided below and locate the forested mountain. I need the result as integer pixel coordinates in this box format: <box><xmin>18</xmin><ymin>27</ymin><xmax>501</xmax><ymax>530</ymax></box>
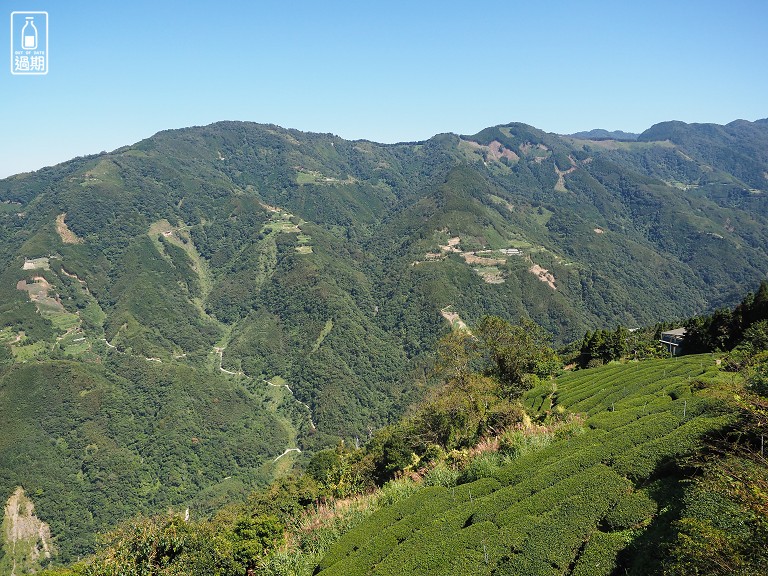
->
<box><xmin>1</xmin><ymin>118</ymin><xmax>767</xmax><ymax>566</ymax></box>
<box><xmin>568</xmin><ymin>129</ymin><xmax>639</xmax><ymax>141</ymax></box>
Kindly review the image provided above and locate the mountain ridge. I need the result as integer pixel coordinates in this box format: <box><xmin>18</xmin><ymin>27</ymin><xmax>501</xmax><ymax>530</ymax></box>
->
<box><xmin>1</xmin><ymin>116</ymin><xmax>768</xmax><ymax>566</ymax></box>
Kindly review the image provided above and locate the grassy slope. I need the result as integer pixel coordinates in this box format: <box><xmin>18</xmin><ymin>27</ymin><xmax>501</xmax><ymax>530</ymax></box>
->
<box><xmin>316</xmin><ymin>355</ymin><xmax>733</xmax><ymax>576</ymax></box>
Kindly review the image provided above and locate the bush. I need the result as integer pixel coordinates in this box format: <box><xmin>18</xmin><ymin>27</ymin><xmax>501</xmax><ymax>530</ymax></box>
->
<box><xmin>419</xmin><ymin>443</ymin><xmax>445</xmax><ymax>467</ymax></box>
<box><xmin>602</xmin><ymin>489</ymin><xmax>657</xmax><ymax>530</ymax></box>
<box><xmin>457</xmin><ymin>452</ymin><xmax>502</xmax><ymax>484</ymax></box>
<box><xmin>307</xmin><ymin>449</ymin><xmax>341</xmax><ymax>484</ymax></box>
<box><xmin>570</xmin><ymin>531</ymin><xmax>629</xmax><ymax>576</ymax></box>
<box><xmin>377</xmin><ymin>478</ymin><xmax>420</xmax><ymax>507</ymax></box>
<box><xmin>423</xmin><ymin>462</ymin><xmax>459</xmax><ymax>488</ymax></box>
<box><xmin>498</xmin><ymin>429</ymin><xmax>553</xmax><ymax>459</ymax></box>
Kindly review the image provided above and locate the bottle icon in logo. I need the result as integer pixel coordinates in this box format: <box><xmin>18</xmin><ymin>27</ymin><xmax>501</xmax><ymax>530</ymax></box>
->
<box><xmin>21</xmin><ymin>17</ymin><xmax>38</xmax><ymax>50</ymax></box>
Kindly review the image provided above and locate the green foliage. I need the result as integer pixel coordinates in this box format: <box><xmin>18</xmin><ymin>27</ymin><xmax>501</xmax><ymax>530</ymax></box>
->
<box><xmin>0</xmin><ymin>359</ymin><xmax>288</xmax><ymax>563</ymax></box>
<box><xmin>356</xmin><ymin>316</ymin><xmax>549</xmax><ymax>484</ymax></box>
<box><xmin>422</xmin><ymin>461</ymin><xmax>459</xmax><ymax>488</ymax></box>
<box><xmin>306</xmin><ymin>449</ymin><xmax>341</xmax><ymax>484</ymax></box>
<box><xmin>77</xmin><ymin>514</ymin><xmax>237</xmax><ymax>576</ymax></box>
<box><xmin>743</xmin><ymin>352</ymin><xmax>768</xmax><ymax>395</ymax></box>
<box><xmin>37</xmin><ymin>349</ymin><xmax>768</xmax><ymax>576</ymax></box>
<box><xmin>316</xmin><ymin>355</ymin><xmax>739</xmax><ymax>576</ymax></box>
<box><xmin>231</xmin><ymin>514</ymin><xmax>283</xmax><ymax>572</ymax></box>
<box><xmin>602</xmin><ymin>489</ymin><xmax>658</xmax><ymax>530</ymax></box>
<box><xmin>580</xmin><ymin>325</ymin><xmax>630</xmax><ymax>365</ymax></box>
<box><xmin>475</xmin><ymin>316</ymin><xmax>560</xmax><ymax>397</ymax></box>
<box><xmin>456</xmin><ymin>452</ymin><xmax>503</xmax><ymax>484</ymax></box>
<box><xmin>685</xmin><ymin>280</ymin><xmax>768</xmax><ymax>354</ymax></box>
<box><xmin>3</xmin><ymin>119</ymin><xmax>768</xmax><ymax>571</ymax></box>
<box><xmin>665</xmin><ymin>469</ymin><xmax>768</xmax><ymax>576</ymax></box>
<box><xmin>570</xmin><ymin>531</ymin><xmax>629</xmax><ymax>576</ymax></box>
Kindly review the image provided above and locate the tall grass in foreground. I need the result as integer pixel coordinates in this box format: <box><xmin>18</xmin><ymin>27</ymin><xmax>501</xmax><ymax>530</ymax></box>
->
<box><xmin>258</xmin><ymin>417</ymin><xmax>581</xmax><ymax>575</ymax></box>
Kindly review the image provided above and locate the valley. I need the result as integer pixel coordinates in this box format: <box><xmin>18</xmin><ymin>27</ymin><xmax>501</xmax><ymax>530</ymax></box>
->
<box><xmin>0</xmin><ymin>117</ymin><xmax>767</xmax><ymax>572</ymax></box>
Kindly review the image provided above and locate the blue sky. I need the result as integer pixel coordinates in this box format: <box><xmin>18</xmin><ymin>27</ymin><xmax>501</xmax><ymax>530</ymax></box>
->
<box><xmin>1</xmin><ymin>0</ymin><xmax>766</xmax><ymax>177</ymax></box>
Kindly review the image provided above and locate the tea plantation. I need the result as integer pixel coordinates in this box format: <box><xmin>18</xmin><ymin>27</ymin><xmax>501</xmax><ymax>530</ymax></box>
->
<box><xmin>316</xmin><ymin>355</ymin><xmax>734</xmax><ymax>576</ymax></box>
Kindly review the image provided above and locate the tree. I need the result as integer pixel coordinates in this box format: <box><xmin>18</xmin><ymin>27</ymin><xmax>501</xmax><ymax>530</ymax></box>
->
<box><xmin>741</xmin><ymin>320</ymin><xmax>768</xmax><ymax>355</ymax></box>
<box><xmin>753</xmin><ymin>280</ymin><xmax>768</xmax><ymax>323</ymax></box>
<box><xmin>475</xmin><ymin>316</ymin><xmax>560</xmax><ymax>398</ymax></box>
<box><xmin>80</xmin><ymin>514</ymin><xmax>237</xmax><ymax>576</ymax></box>
<box><xmin>433</xmin><ymin>329</ymin><xmax>478</xmax><ymax>389</ymax></box>
<box><xmin>608</xmin><ymin>325</ymin><xmax>630</xmax><ymax>360</ymax></box>
<box><xmin>230</xmin><ymin>515</ymin><xmax>283</xmax><ymax>575</ymax></box>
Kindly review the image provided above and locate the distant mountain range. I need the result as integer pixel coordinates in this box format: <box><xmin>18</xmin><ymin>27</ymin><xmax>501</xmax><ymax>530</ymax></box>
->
<box><xmin>568</xmin><ymin>129</ymin><xmax>639</xmax><ymax>141</ymax></box>
<box><xmin>1</xmin><ymin>117</ymin><xmax>767</xmax><ymax>564</ymax></box>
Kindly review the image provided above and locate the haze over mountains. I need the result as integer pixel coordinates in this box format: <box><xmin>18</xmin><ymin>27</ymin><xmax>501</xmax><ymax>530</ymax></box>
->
<box><xmin>1</xmin><ymin>117</ymin><xmax>767</xmax><ymax>564</ymax></box>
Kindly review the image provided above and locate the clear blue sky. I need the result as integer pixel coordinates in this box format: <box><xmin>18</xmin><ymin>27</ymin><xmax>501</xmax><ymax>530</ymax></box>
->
<box><xmin>1</xmin><ymin>0</ymin><xmax>766</xmax><ymax>178</ymax></box>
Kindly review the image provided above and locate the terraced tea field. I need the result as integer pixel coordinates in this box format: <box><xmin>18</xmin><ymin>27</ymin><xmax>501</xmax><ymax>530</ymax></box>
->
<box><xmin>316</xmin><ymin>356</ymin><xmax>733</xmax><ymax>576</ymax></box>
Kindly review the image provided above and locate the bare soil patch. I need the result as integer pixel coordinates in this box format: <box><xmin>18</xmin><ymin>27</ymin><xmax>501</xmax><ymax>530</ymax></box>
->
<box><xmin>529</xmin><ymin>264</ymin><xmax>557</xmax><ymax>290</ymax></box>
<box><xmin>55</xmin><ymin>213</ymin><xmax>83</xmax><ymax>244</ymax></box>
<box><xmin>258</xmin><ymin>201</ymin><xmax>282</xmax><ymax>213</ymax></box>
<box><xmin>17</xmin><ymin>277</ymin><xmax>66</xmax><ymax>311</ymax></box>
<box><xmin>464</xmin><ymin>139</ymin><xmax>519</xmax><ymax>163</ymax></box>
<box><xmin>439</xmin><ymin>236</ymin><xmax>462</xmax><ymax>253</ymax></box>
<box><xmin>554</xmin><ymin>156</ymin><xmax>578</xmax><ymax>192</ymax></box>
<box><xmin>488</xmin><ymin>140</ymin><xmax>519</xmax><ymax>161</ymax></box>
<box><xmin>4</xmin><ymin>487</ymin><xmax>53</xmax><ymax>573</ymax></box>
<box><xmin>440</xmin><ymin>306</ymin><xmax>470</xmax><ymax>331</ymax></box>
<box><xmin>520</xmin><ymin>142</ymin><xmax>550</xmax><ymax>156</ymax></box>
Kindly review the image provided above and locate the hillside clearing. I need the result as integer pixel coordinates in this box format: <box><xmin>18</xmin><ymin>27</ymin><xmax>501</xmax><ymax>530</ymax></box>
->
<box><xmin>22</xmin><ymin>257</ymin><xmax>50</xmax><ymax>271</ymax></box>
<box><xmin>55</xmin><ymin>213</ymin><xmax>84</xmax><ymax>244</ymax></box>
<box><xmin>529</xmin><ymin>263</ymin><xmax>556</xmax><ymax>289</ymax></box>
<box><xmin>440</xmin><ymin>305</ymin><xmax>470</xmax><ymax>331</ymax></box>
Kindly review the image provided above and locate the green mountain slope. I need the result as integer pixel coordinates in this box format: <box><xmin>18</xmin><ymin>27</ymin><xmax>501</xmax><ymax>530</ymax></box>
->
<box><xmin>0</xmin><ymin>357</ymin><xmax>290</xmax><ymax>560</ymax></box>
<box><xmin>1</xmin><ymin>118</ymin><xmax>768</xmax><ymax>565</ymax></box>
<box><xmin>316</xmin><ymin>356</ymin><xmax>734</xmax><ymax>576</ymax></box>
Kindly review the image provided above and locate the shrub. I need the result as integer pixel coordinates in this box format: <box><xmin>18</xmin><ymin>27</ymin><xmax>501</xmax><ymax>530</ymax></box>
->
<box><xmin>602</xmin><ymin>490</ymin><xmax>657</xmax><ymax>530</ymax></box>
<box><xmin>570</xmin><ymin>531</ymin><xmax>629</xmax><ymax>576</ymax></box>
<box><xmin>457</xmin><ymin>452</ymin><xmax>503</xmax><ymax>484</ymax></box>
<box><xmin>419</xmin><ymin>443</ymin><xmax>445</xmax><ymax>467</ymax></box>
<box><xmin>423</xmin><ymin>462</ymin><xmax>459</xmax><ymax>488</ymax></box>
<box><xmin>377</xmin><ymin>477</ymin><xmax>420</xmax><ymax>507</ymax></box>
<box><xmin>498</xmin><ymin>429</ymin><xmax>553</xmax><ymax>459</ymax></box>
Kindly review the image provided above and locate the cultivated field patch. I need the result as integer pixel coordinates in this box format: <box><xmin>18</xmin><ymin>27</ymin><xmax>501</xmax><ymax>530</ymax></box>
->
<box><xmin>14</xmin><ymin>267</ymin><xmax>97</xmax><ymax>358</ymax></box>
<box><xmin>295</xmin><ymin>167</ymin><xmax>357</xmax><ymax>186</ymax></box>
<box><xmin>258</xmin><ymin>203</ymin><xmax>314</xmax><ymax>253</ymax></box>
<box><xmin>22</xmin><ymin>257</ymin><xmax>50</xmax><ymax>271</ymax></box>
